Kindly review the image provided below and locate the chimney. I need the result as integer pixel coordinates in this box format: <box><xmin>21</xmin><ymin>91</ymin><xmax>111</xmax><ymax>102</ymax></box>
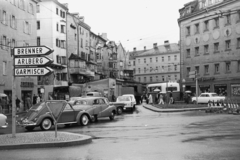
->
<box><xmin>133</xmin><ymin>47</ymin><xmax>136</xmax><ymax>51</ymax></box>
<box><xmin>153</xmin><ymin>43</ymin><xmax>158</xmax><ymax>48</ymax></box>
<box><xmin>164</xmin><ymin>40</ymin><xmax>169</xmax><ymax>45</ymax></box>
<box><xmin>144</xmin><ymin>46</ymin><xmax>146</xmax><ymax>50</ymax></box>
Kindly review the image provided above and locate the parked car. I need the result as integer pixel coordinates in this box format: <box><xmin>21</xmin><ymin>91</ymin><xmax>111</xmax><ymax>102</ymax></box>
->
<box><xmin>0</xmin><ymin>113</ymin><xmax>8</xmax><ymax>129</ymax></box>
<box><xmin>113</xmin><ymin>96</ymin><xmax>135</xmax><ymax>112</ymax></box>
<box><xmin>192</xmin><ymin>92</ymin><xmax>226</xmax><ymax>104</ymax></box>
<box><xmin>17</xmin><ymin>98</ymin><xmax>116</xmax><ymax>131</ymax></box>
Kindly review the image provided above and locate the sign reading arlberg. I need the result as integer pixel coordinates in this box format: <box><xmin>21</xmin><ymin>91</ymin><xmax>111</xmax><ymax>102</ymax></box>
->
<box><xmin>14</xmin><ymin>57</ymin><xmax>53</xmax><ymax>66</ymax></box>
<box><xmin>14</xmin><ymin>46</ymin><xmax>53</xmax><ymax>56</ymax></box>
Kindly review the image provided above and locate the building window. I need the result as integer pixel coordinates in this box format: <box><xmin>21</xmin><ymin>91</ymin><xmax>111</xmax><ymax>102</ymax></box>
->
<box><xmin>10</xmin><ymin>15</ymin><xmax>16</xmax><ymax>29</ymax></box>
<box><xmin>150</xmin><ymin>58</ymin><xmax>152</xmax><ymax>63</ymax></box>
<box><xmin>144</xmin><ymin>67</ymin><xmax>146</xmax><ymax>73</ymax></box>
<box><xmin>61</xmin><ymin>25</ymin><xmax>65</xmax><ymax>33</ymax></box>
<box><xmin>162</xmin><ymin>57</ymin><xmax>164</xmax><ymax>62</ymax></box>
<box><xmin>214</xmin><ymin>17</ymin><xmax>219</xmax><ymax>28</ymax></box>
<box><xmin>186</xmin><ymin>26</ymin><xmax>190</xmax><ymax>36</ymax></box>
<box><xmin>2</xmin><ymin>10</ymin><xmax>7</xmax><ymax>25</ymax></box>
<box><xmin>168</xmin><ymin>75</ymin><xmax>171</xmax><ymax>81</ymax></box>
<box><xmin>204</xmin><ymin>65</ymin><xmax>209</xmax><ymax>74</ymax></box>
<box><xmin>29</xmin><ymin>3</ymin><xmax>34</xmax><ymax>14</ymax></box>
<box><xmin>204</xmin><ymin>45</ymin><xmax>209</xmax><ymax>54</ymax></box>
<box><xmin>214</xmin><ymin>42</ymin><xmax>219</xmax><ymax>53</ymax></box>
<box><xmin>237</xmin><ymin>10</ymin><xmax>240</xmax><ymax>23</ymax></box>
<box><xmin>156</xmin><ymin>66</ymin><xmax>158</xmax><ymax>72</ymax></box>
<box><xmin>133</xmin><ymin>61</ymin><xmax>135</xmax><ymax>66</ymax></box>
<box><xmin>238</xmin><ymin>61</ymin><xmax>240</xmax><ymax>72</ymax></box>
<box><xmin>215</xmin><ymin>64</ymin><xmax>219</xmax><ymax>74</ymax></box>
<box><xmin>225</xmin><ymin>40</ymin><xmax>231</xmax><ymax>50</ymax></box>
<box><xmin>195</xmin><ymin>66</ymin><xmax>199</xmax><ymax>75</ymax></box>
<box><xmin>24</xmin><ymin>21</ymin><xmax>31</xmax><ymax>34</ymax></box>
<box><xmin>150</xmin><ymin>77</ymin><xmax>152</xmax><ymax>82</ymax></box>
<box><xmin>195</xmin><ymin>23</ymin><xmax>199</xmax><ymax>34</ymax></box>
<box><xmin>3</xmin><ymin>61</ymin><xmax>6</xmax><ymax>76</ymax></box>
<box><xmin>144</xmin><ymin>77</ymin><xmax>146</xmax><ymax>82</ymax></box>
<box><xmin>236</xmin><ymin>38</ymin><xmax>240</xmax><ymax>49</ymax></box>
<box><xmin>225</xmin><ymin>14</ymin><xmax>231</xmax><ymax>25</ymax></box>
<box><xmin>195</xmin><ymin>47</ymin><xmax>199</xmax><ymax>56</ymax></box>
<box><xmin>56</xmin><ymin>38</ymin><xmax>59</xmax><ymax>47</ymax></box>
<box><xmin>204</xmin><ymin>20</ymin><xmax>209</xmax><ymax>31</ymax></box>
<box><xmin>174</xmin><ymin>65</ymin><xmax>177</xmax><ymax>71</ymax></box>
<box><xmin>144</xmin><ymin>58</ymin><xmax>146</xmax><ymax>63</ymax></box>
<box><xmin>37</xmin><ymin>37</ymin><xmax>40</xmax><ymax>46</ymax></box>
<box><xmin>168</xmin><ymin>56</ymin><xmax>170</xmax><ymax>61</ymax></box>
<box><xmin>37</xmin><ymin>21</ymin><xmax>40</xmax><ymax>30</ymax></box>
<box><xmin>56</xmin><ymin>8</ymin><xmax>58</xmax><ymax>15</ymax></box>
<box><xmin>81</xmin><ymin>38</ymin><xmax>83</xmax><ymax>48</ymax></box>
<box><xmin>156</xmin><ymin>57</ymin><xmax>158</xmax><ymax>62</ymax></box>
<box><xmin>138</xmin><ymin>59</ymin><xmax>140</xmax><ymax>63</ymax></box>
<box><xmin>138</xmin><ymin>77</ymin><xmax>141</xmax><ymax>82</ymax></box>
<box><xmin>226</xmin><ymin>62</ymin><xmax>231</xmax><ymax>72</ymax></box>
<box><xmin>36</xmin><ymin>5</ymin><xmax>40</xmax><ymax>13</ymax></box>
<box><xmin>162</xmin><ymin>66</ymin><xmax>165</xmax><ymax>72</ymax></box>
<box><xmin>56</xmin><ymin>23</ymin><xmax>59</xmax><ymax>31</ymax></box>
<box><xmin>19</xmin><ymin>0</ymin><xmax>25</xmax><ymax>10</ymax></box>
<box><xmin>138</xmin><ymin>68</ymin><xmax>140</xmax><ymax>73</ymax></box>
<box><xmin>174</xmin><ymin>55</ymin><xmax>177</xmax><ymax>61</ymax></box>
<box><xmin>162</xmin><ymin>76</ymin><xmax>165</xmax><ymax>82</ymax></box>
<box><xmin>186</xmin><ymin>49</ymin><xmax>190</xmax><ymax>57</ymax></box>
<box><xmin>187</xmin><ymin>67</ymin><xmax>191</xmax><ymax>76</ymax></box>
<box><xmin>156</xmin><ymin>76</ymin><xmax>158</xmax><ymax>81</ymax></box>
<box><xmin>11</xmin><ymin>39</ymin><xmax>16</xmax><ymax>48</ymax></box>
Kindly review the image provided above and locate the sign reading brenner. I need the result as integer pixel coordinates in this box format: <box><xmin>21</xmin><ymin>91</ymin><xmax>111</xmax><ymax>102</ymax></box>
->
<box><xmin>14</xmin><ymin>57</ymin><xmax>53</xmax><ymax>66</ymax></box>
<box><xmin>15</xmin><ymin>67</ymin><xmax>53</xmax><ymax>76</ymax></box>
<box><xmin>14</xmin><ymin>46</ymin><xmax>53</xmax><ymax>56</ymax></box>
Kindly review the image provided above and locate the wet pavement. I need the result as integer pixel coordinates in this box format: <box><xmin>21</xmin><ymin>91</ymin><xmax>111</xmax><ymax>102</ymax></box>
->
<box><xmin>1</xmin><ymin>105</ymin><xmax>240</xmax><ymax>160</ymax></box>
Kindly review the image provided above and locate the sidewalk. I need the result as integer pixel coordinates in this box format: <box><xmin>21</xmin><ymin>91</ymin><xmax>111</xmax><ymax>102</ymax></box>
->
<box><xmin>0</xmin><ymin>131</ymin><xmax>92</xmax><ymax>150</ymax></box>
<box><xmin>142</xmin><ymin>103</ymin><xmax>208</xmax><ymax>112</ymax></box>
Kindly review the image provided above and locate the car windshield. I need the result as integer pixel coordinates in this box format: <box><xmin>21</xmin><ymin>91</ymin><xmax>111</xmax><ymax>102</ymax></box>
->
<box><xmin>75</xmin><ymin>100</ymin><xmax>88</xmax><ymax>105</ymax></box>
<box><xmin>70</xmin><ymin>97</ymin><xmax>82</xmax><ymax>101</ymax></box>
<box><xmin>117</xmin><ymin>96</ymin><xmax>130</xmax><ymax>101</ymax></box>
<box><xmin>87</xmin><ymin>93</ymin><xmax>94</xmax><ymax>96</ymax></box>
<box><xmin>211</xmin><ymin>94</ymin><xmax>218</xmax><ymax>97</ymax></box>
<box><xmin>30</xmin><ymin>102</ymin><xmax>44</xmax><ymax>111</ymax></box>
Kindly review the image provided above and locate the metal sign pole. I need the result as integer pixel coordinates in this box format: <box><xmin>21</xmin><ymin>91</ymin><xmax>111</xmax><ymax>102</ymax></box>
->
<box><xmin>12</xmin><ymin>49</ymin><xmax>16</xmax><ymax>138</ymax></box>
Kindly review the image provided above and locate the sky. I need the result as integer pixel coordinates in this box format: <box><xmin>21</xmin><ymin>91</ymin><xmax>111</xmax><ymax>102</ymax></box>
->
<box><xmin>58</xmin><ymin>0</ymin><xmax>191</xmax><ymax>51</ymax></box>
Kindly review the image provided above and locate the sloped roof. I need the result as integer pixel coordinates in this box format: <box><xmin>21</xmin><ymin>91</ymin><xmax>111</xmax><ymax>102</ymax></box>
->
<box><xmin>128</xmin><ymin>50</ymin><xmax>148</xmax><ymax>60</ymax></box>
<box><xmin>136</xmin><ymin>43</ymin><xmax>179</xmax><ymax>57</ymax></box>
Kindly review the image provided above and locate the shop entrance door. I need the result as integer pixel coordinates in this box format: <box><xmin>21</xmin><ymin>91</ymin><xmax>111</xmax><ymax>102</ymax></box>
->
<box><xmin>21</xmin><ymin>91</ymin><xmax>32</xmax><ymax>111</ymax></box>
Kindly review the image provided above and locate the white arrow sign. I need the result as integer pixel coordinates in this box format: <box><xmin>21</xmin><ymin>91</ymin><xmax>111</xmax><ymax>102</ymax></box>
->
<box><xmin>13</xmin><ymin>46</ymin><xmax>53</xmax><ymax>56</ymax></box>
<box><xmin>14</xmin><ymin>67</ymin><xmax>53</xmax><ymax>76</ymax></box>
<box><xmin>14</xmin><ymin>56</ymin><xmax>53</xmax><ymax>66</ymax></box>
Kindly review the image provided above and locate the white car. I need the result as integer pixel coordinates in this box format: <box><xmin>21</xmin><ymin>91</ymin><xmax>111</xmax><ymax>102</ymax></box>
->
<box><xmin>116</xmin><ymin>96</ymin><xmax>135</xmax><ymax>111</ymax></box>
<box><xmin>122</xmin><ymin>94</ymin><xmax>136</xmax><ymax>109</ymax></box>
<box><xmin>0</xmin><ymin>113</ymin><xmax>8</xmax><ymax>129</ymax></box>
<box><xmin>192</xmin><ymin>92</ymin><xmax>226</xmax><ymax>104</ymax></box>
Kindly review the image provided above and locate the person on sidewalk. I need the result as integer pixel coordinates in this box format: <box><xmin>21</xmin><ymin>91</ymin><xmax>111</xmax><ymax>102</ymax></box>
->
<box><xmin>16</xmin><ymin>97</ymin><xmax>21</xmax><ymax>112</ymax></box>
<box><xmin>158</xmin><ymin>94</ymin><xmax>164</xmax><ymax>104</ymax></box>
<box><xmin>148</xmin><ymin>93</ymin><xmax>153</xmax><ymax>105</ymax></box>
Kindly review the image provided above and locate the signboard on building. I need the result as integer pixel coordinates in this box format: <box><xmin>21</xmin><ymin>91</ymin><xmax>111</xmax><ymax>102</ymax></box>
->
<box><xmin>14</xmin><ymin>57</ymin><xmax>53</xmax><ymax>66</ymax></box>
<box><xmin>188</xmin><ymin>71</ymin><xmax>196</xmax><ymax>79</ymax></box>
<box><xmin>14</xmin><ymin>67</ymin><xmax>53</xmax><ymax>76</ymax></box>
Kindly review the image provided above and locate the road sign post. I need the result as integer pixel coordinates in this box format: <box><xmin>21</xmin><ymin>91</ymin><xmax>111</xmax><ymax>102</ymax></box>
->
<box><xmin>189</xmin><ymin>71</ymin><xmax>198</xmax><ymax>104</ymax></box>
<box><xmin>12</xmin><ymin>46</ymin><xmax>53</xmax><ymax>138</ymax></box>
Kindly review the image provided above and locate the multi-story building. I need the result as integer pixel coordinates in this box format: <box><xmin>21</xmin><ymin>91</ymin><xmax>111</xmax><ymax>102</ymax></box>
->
<box><xmin>36</xmin><ymin>0</ymin><xmax>68</xmax><ymax>100</ymax></box>
<box><xmin>134</xmin><ymin>41</ymin><xmax>180</xmax><ymax>84</ymax></box>
<box><xmin>178</xmin><ymin>0</ymin><xmax>240</xmax><ymax>99</ymax></box>
<box><xmin>0</xmin><ymin>0</ymin><xmax>38</xmax><ymax>113</ymax></box>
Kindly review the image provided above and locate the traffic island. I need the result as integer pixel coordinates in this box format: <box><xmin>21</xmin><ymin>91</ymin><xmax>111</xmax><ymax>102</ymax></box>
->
<box><xmin>0</xmin><ymin>131</ymin><xmax>92</xmax><ymax>150</ymax></box>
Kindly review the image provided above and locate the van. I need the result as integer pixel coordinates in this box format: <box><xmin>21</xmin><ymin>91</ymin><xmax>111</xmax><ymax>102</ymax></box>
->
<box><xmin>86</xmin><ymin>92</ymin><xmax>103</xmax><ymax>97</ymax></box>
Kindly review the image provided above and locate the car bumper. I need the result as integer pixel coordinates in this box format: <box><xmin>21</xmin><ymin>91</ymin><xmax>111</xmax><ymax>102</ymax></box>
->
<box><xmin>17</xmin><ymin>121</ymin><xmax>37</xmax><ymax>127</ymax></box>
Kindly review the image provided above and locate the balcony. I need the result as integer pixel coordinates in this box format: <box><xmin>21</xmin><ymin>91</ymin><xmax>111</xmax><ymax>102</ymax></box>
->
<box><xmin>69</xmin><ymin>68</ymin><xmax>87</xmax><ymax>75</ymax></box>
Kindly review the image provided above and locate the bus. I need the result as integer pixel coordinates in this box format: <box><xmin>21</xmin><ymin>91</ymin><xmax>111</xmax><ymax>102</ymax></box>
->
<box><xmin>147</xmin><ymin>82</ymin><xmax>180</xmax><ymax>102</ymax></box>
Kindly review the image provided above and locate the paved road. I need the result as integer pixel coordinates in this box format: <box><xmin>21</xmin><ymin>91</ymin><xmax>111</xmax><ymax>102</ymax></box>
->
<box><xmin>1</xmin><ymin>105</ymin><xmax>240</xmax><ymax>160</ymax></box>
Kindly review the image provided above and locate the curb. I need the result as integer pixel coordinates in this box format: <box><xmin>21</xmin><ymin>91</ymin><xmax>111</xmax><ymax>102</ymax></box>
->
<box><xmin>0</xmin><ymin>132</ymin><xmax>92</xmax><ymax>150</ymax></box>
<box><xmin>142</xmin><ymin>104</ymin><xmax>208</xmax><ymax>112</ymax></box>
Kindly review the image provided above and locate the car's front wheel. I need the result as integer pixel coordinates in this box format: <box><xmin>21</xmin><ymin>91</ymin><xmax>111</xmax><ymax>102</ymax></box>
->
<box><xmin>109</xmin><ymin>111</ymin><xmax>115</xmax><ymax>120</ymax></box>
<box><xmin>80</xmin><ymin>114</ymin><xmax>89</xmax><ymax>126</ymax></box>
<box><xmin>40</xmin><ymin>118</ymin><xmax>52</xmax><ymax>131</ymax></box>
<box><xmin>117</xmin><ymin>107</ymin><xmax>123</xmax><ymax>115</ymax></box>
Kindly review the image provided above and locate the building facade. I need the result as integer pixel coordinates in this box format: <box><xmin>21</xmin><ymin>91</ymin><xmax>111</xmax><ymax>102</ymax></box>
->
<box><xmin>36</xmin><ymin>0</ymin><xmax>69</xmax><ymax>100</ymax></box>
<box><xmin>178</xmin><ymin>0</ymin><xmax>240</xmax><ymax>99</ymax></box>
<box><xmin>134</xmin><ymin>41</ymin><xmax>181</xmax><ymax>84</ymax></box>
<box><xmin>0</xmin><ymin>0</ymin><xmax>38</xmax><ymax>113</ymax></box>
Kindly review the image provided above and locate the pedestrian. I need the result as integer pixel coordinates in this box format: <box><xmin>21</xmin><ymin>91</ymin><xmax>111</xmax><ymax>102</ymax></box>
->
<box><xmin>25</xmin><ymin>95</ymin><xmax>32</xmax><ymax>111</ymax></box>
<box><xmin>36</xmin><ymin>95</ymin><xmax>41</xmax><ymax>104</ymax></box>
<box><xmin>169</xmin><ymin>92</ymin><xmax>174</xmax><ymax>104</ymax></box>
<box><xmin>16</xmin><ymin>97</ymin><xmax>21</xmax><ymax>112</ymax></box>
<box><xmin>148</xmin><ymin>93</ymin><xmax>153</xmax><ymax>105</ymax></box>
<box><xmin>32</xmin><ymin>94</ymin><xmax>37</xmax><ymax>105</ymax></box>
<box><xmin>158</xmin><ymin>94</ymin><xmax>164</xmax><ymax>104</ymax></box>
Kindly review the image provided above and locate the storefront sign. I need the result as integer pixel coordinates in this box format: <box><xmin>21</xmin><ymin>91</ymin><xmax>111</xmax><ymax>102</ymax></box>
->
<box><xmin>20</xmin><ymin>82</ymin><xmax>34</xmax><ymax>88</ymax></box>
